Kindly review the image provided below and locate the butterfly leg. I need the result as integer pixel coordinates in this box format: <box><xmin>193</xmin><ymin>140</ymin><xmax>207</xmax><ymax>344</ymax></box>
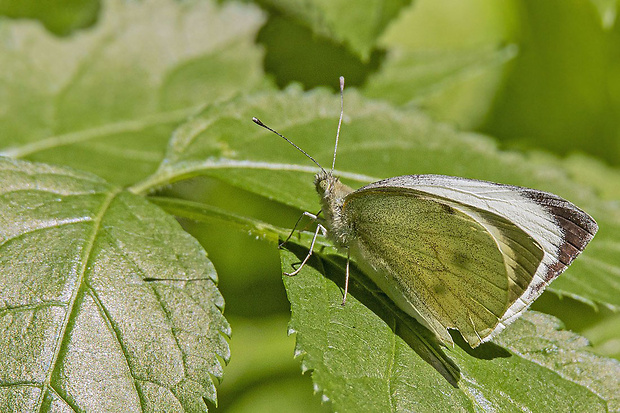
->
<box><xmin>280</xmin><ymin>210</ymin><xmax>323</xmax><ymax>247</ymax></box>
<box><xmin>341</xmin><ymin>249</ymin><xmax>350</xmax><ymax>306</ymax></box>
<box><xmin>301</xmin><ymin>211</ymin><xmax>326</xmax><ymax>236</ymax></box>
<box><xmin>284</xmin><ymin>222</ymin><xmax>325</xmax><ymax>276</ymax></box>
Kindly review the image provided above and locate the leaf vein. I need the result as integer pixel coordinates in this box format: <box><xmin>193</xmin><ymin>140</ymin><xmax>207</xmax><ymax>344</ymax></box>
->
<box><xmin>0</xmin><ymin>301</ymin><xmax>66</xmax><ymax>316</ymax></box>
<box><xmin>0</xmin><ymin>217</ymin><xmax>92</xmax><ymax>249</ymax></box>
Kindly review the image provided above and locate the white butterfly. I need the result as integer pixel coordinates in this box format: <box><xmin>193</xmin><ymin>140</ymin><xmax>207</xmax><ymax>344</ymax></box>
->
<box><xmin>253</xmin><ymin>77</ymin><xmax>598</xmax><ymax>347</ymax></box>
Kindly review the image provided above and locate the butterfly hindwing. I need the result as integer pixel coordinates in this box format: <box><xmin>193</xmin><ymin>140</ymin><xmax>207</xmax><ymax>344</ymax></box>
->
<box><xmin>343</xmin><ymin>187</ymin><xmax>542</xmax><ymax>346</ymax></box>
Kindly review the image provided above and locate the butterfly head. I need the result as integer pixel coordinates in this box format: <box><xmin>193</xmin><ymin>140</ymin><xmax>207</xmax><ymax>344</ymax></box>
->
<box><xmin>314</xmin><ymin>170</ymin><xmax>334</xmax><ymax>195</ymax></box>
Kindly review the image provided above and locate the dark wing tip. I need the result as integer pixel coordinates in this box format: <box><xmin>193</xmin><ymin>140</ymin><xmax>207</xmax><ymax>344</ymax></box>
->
<box><xmin>521</xmin><ymin>189</ymin><xmax>597</xmax><ymax>282</ymax></box>
<box><xmin>521</xmin><ymin>189</ymin><xmax>597</xmax><ymax>242</ymax></box>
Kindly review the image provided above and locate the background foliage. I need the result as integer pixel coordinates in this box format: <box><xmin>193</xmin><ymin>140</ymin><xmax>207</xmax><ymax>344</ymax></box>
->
<box><xmin>0</xmin><ymin>0</ymin><xmax>619</xmax><ymax>411</ymax></box>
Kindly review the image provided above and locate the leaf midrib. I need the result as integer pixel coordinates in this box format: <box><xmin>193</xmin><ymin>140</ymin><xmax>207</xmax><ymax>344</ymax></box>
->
<box><xmin>1</xmin><ymin>107</ymin><xmax>196</xmax><ymax>159</ymax></box>
<box><xmin>129</xmin><ymin>159</ymin><xmax>379</xmax><ymax>195</ymax></box>
<box><xmin>36</xmin><ymin>187</ymin><xmax>121</xmax><ymax>412</ymax></box>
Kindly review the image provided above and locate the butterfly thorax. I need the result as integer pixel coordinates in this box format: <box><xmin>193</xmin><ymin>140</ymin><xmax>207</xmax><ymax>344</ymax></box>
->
<box><xmin>314</xmin><ymin>171</ymin><xmax>355</xmax><ymax>248</ymax></box>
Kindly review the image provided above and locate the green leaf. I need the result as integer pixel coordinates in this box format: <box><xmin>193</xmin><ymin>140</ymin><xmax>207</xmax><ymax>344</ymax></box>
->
<box><xmin>136</xmin><ymin>86</ymin><xmax>620</xmax><ymax>310</ymax></box>
<box><xmin>590</xmin><ymin>0</ymin><xmax>618</xmax><ymax>28</ymax></box>
<box><xmin>257</xmin><ymin>0</ymin><xmax>411</xmax><ymax>60</ymax></box>
<box><xmin>581</xmin><ymin>312</ymin><xmax>620</xmax><ymax>360</ymax></box>
<box><xmin>363</xmin><ymin>45</ymin><xmax>517</xmax><ymax>128</ymax></box>
<box><xmin>0</xmin><ymin>157</ymin><xmax>229</xmax><ymax>411</ymax></box>
<box><xmin>493</xmin><ymin>311</ymin><xmax>620</xmax><ymax>408</ymax></box>
<box><xmin>0</xmin><ymin>0</ymin><xmax>265</xmax><ymax>186</ymax></box>
<box><xmin>0</xmin><ymin>0</ymin><xmax>99</xmax><ymax>35</ymax></box>
<box><xmin>364</xmin><ymin>0</ymin><xmax>519</xmax><ymax>129</ymax></box>
<box><xmin>281</xmin><ymin>249</ymin><xmax>619</xmax><ymax>412</ymax></box>
<box><xmin>560</xmin><ymin>153</ymin><xmax>620</xmax><ymax>201</ymax></box>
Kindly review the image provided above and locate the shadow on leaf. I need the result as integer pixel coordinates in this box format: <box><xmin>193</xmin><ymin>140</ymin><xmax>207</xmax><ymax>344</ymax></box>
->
<box><xmin>283</xmin><ymin>242</ymin><xmax>514</xmax><ymax>388</ymax></box>
<box><xmin>450</xmin><ymin>331</ymin><xmax>511</xmax><ymax>360</ymax></box>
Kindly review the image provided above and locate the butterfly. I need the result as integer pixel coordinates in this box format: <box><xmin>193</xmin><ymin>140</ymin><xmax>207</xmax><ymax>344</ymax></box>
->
<box><xmin>252</xmin><ymin>77</ymin><xmax>598</xmax><ymax>348</ymax></box>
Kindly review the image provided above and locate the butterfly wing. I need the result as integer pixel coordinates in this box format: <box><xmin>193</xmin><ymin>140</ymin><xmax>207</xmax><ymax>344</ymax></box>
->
<box><xmin>342</xmin><ymin>175</ymin><xmax>597</xmax><ymax>347</ymax></box>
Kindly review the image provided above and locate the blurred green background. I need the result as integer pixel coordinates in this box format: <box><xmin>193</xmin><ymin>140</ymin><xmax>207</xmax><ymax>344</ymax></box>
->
<box><xmin>1</xmin><ymin>0</ymin><xmax>619</xmax><ymax>411</ymax></box>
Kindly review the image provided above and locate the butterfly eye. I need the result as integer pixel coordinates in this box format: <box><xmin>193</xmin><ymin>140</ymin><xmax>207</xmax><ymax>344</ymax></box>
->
<box><xmin>319</xmin><ymin>180</ymin><xmax>329</xmax><ymax>191</ymax></box>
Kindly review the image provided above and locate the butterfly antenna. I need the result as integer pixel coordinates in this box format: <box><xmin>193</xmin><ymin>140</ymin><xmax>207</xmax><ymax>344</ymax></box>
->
<box><xmin>331</xmin><ymin>76</ymin><xmax>345</xmax><ymax>173</ymax></box>
<box><xmin>252</xmin><ymin>117</ymin><xmax>326</xmax><ymax>174</ymax></box>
